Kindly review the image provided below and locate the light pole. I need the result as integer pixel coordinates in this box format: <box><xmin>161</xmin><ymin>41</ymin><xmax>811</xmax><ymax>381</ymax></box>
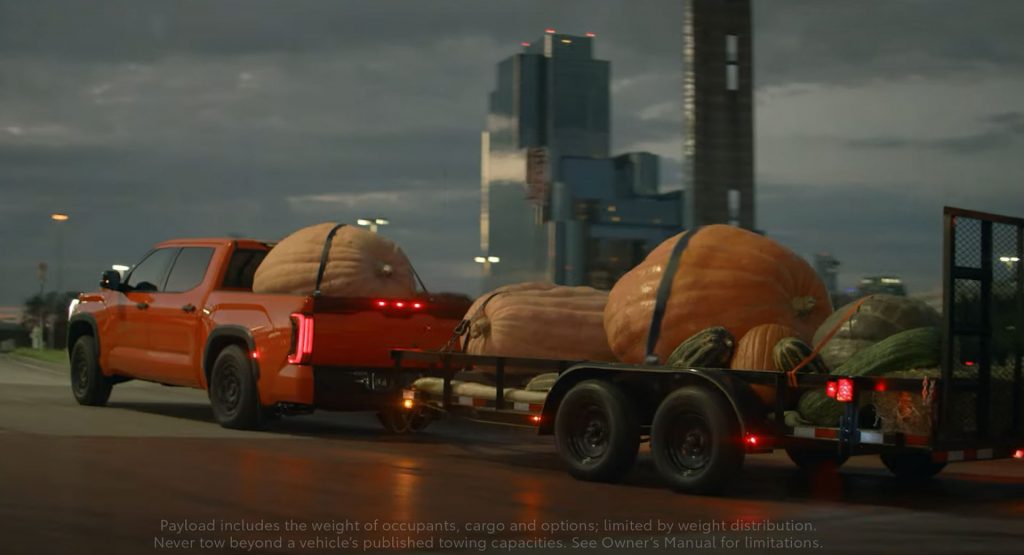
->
<box><xmin>357</xmin><ymin>217</ymin><xmax>389</xmax><ymax>234</ymax></box>
<box><xmin>50</xmin><ymin>213</ymin><xmax>69</xmax><ymax>293</ymax></box>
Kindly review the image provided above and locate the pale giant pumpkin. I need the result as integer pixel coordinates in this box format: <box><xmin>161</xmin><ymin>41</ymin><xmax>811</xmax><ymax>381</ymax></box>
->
<box><xmin>253</xmin><ymin>223</ymin><xmax>416</xmax><ymax>298</ymax></box>
<box><xmin>813</xmin><ymin>294</ymin><xmax>940</xmax><ymax>369</ymax></box>
<box><xmin>462</xmin><ymin>282</ymin><xmax>616</xmax><ymax>373</ymax></box>
<box><xmin>604</xmin><ymin>225</ymin><xmax>833</xmax><ymax>364</ymax></box>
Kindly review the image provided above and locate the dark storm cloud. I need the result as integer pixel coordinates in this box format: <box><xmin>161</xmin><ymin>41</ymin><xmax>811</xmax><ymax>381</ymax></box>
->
<box><xmin>754</xmin><ymin>0</ymin><xmax>1024</xmax><ymax>86</ymax></box>
<box><xmin>844</xmin><ymin>111</ymin><xmax>1024</xmax><ymax>153</ymax></box>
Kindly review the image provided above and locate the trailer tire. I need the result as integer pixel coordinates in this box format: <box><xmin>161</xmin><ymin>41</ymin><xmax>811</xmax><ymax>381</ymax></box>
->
<box><xmin>650</xmin><ymin>387</ymin><xmax>744</xmax><ymax>494</ymax></box>
<box><xmin>555</xmin><ymin>379</ymin><xmax>640</xmax><ymax>483</ymax></box>
<box><xmin>786</xmin><ymin>448</ymin><xmax>849</xmax><ymax>473</ymax></box>
<box><xmin>880</xmin><ymin>452</ymin><xmax>946</xmax><ymax>479</ymax></box>
<box><xmin>378</xmin><ymin>407</ymin><xmax>433</xmax><ymax>434</ymax></box>
<box><xmin>208</xmin><ymin>345</ymin><xmax>264</xmax><ymax>430</ymax></box>
<box><xmin>70</xmin><ymin>336</ymin><xmax>112</xmax><ymax>406</ymax></box>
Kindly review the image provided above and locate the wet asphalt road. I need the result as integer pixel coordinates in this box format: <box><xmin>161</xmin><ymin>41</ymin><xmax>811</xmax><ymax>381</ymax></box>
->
<box><xmin>1</xmin><ymin>353</ymin><xmax>1023</xmax><ymax>555</ymax></box>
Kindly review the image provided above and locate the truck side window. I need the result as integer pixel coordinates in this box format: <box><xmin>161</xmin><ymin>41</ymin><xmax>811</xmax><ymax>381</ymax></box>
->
<box><xmin>124</xmin><ymin>248</ymin><xmax>178</xmax><ymax>292</ymax></box>
<box><xmin>221</xmin><ymin>249</ymin><xmax>268</xmax><ymax>291</ymax></box>
<box><xmin>164</xmin><ymin>247</ymin><xmax>215</xmax><ymax>293</ymax></box>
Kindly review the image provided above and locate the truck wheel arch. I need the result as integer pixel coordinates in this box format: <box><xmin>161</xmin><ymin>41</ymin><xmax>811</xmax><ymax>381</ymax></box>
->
<box><xmin>203</xmin><ymin>326</ymin><xmax>259</xmax><ymax>388</ymax></box>
<box><xmin>539</xmin><ymin>365</ymin><xmax>765</xmax><ymax>438</ymax></box>
<box><xmin>67</xmin><ymin>314</ymin><xmax>99</xmax><ymax>358</ymax></box>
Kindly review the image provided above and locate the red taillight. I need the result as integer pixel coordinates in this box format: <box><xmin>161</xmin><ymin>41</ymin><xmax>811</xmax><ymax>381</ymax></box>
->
<box><xmin>965</xmin><ymin>360</ymin><xmax>975</xmax><ymax>367</ymax></box>
<box><xmin>287</xmin><ymin>313</ymin><xmax>314</xmax><ymax>365</ymax></box>
<box><xmin>412</xmin><ymin>302</ymin><xmax>423</xmax><ymax>309</ymax></box>
<box><xmin>826</xmin><ymin>381</ymin><xmax>838</xmax><ymax>398</ymax></box>
<box><xmin>874</xmin><ymin>380</ymin><xmax>887</xmax><ymax>392</ymax></box>
<box><xmin>531</xmin><ymin>415</ymin><xmax>542</xmax><ymax>424</ymax></box>
<box><xmin>394</xmin><ymin>301</ymin><xmax>405</xmax><ymax>308</ymax></box>
<box><xmin>745</xmin><ymin>434</ymin><xmax>759</xmax><ymax>447</ymax></box>
<box><xmin>1014</xmin><ymin>449</ymin><xmax>1023</xmax><ymax>459</ymax></box>
<box><xmin>836</xmin><ymin>378</ymin><xmax>854</xmax><ymax>403</ymax></box>
<box><xmin>376</xmin><ymin>300</ymin><xmax>387</xmax><ymax>307</ymax></box>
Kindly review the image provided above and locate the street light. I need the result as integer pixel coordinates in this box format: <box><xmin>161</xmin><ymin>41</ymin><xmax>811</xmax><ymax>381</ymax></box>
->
<box><xmin>50</xmin><ymin>213</ymin><xmax>69</xmax><ymax>293</ymax></box>
<box><xmin>356</xmin><ymin>217</ymin><xmax>390</xmax><ymax>233</ymax></box>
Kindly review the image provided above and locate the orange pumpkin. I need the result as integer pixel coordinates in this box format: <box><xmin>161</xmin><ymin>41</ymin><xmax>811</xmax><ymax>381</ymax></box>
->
<box><xmin>730</xmin><ymin>323</ymin><xmax>800</xmax><ymax>371</ymax></box>
<box><xmin>253</xmin><ymin>223</ymin><xmax>416</xmax><ymax>297</ymax></box>
<box><xmin>462</xmin><ymin>282</ymin><xmax>616</xmax><ymax>373</ymax></box>
<box><xmin>604</xmin><ymin>225</ymin><xmax>833</xmax><ymax>364</ymax></box>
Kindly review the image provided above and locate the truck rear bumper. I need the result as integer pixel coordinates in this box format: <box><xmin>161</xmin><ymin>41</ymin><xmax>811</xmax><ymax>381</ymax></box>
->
<box><xmin>261</xmin><ymin>364</ymin><xmax>315</xmax><ymax>406</ymax></box>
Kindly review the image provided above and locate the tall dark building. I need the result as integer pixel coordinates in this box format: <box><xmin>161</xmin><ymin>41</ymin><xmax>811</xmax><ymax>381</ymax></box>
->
<box><xmin>683</xmin><ymin>0</ymin><xmax>755</xmax><ymax>229</ymax></box>
<box><xmin>481</xmin><ymin>31</ymin><xmax>684</xmax><ymax>291</ymax></box>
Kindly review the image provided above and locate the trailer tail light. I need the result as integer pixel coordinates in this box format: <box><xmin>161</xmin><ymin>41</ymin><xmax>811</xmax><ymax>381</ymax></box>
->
<box><xmin>412</xmin><ymin>302</ymin><xmax>423</xmax><ymax>309</ymax></box>
<box><xmin>531</xmin><ymin>415</ymin><xmax>542</xmax><ymax>425</ymax></box>
<box><xmin>373</xmin><ymin>299</ymin><xmax>427</xmax><ymax>311</ymax></box>
<box><xmin>826</xmin><ymin>381</ymin><xmax>838</xmax><ymax>398</ymax></box>
<box><xmin>375</xmin><ymin>300</ymin><xmax>387</xmax><ymax>307</ymax></box>
<box><xmin>745</xmin><ymin>434</ymin><xmax>759</xmax><ymax>447</ymax></box>
<box><xmin>402</xmin><ymin>399</ymin><xmax>414</xmax><ymax>409</ymax></box>
<box><xmin>1015</xmin><ymin>449</ymin><xmax>1024</xmax><ymax>459</ymax></box>
<box><xmin>287</xmin><ymin>313</ymin><xmax>314</xmax><ymax>365</ymax></box>
<box><xmin>836</xmin><ymin>378</ymin><xmax>854</xmax><ymax>402</ymax></box>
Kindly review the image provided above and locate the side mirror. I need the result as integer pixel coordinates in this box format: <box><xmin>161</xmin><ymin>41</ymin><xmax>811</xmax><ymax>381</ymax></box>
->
<box><xmin>100</xmin><ymin>270</ymin><xmax>122</xmax><ymax>291</ymax></box>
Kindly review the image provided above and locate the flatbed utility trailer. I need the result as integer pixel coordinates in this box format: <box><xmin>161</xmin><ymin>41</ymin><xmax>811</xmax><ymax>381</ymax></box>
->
<box><xmin>391</xmin><ymin>207</ymin><xmax>1024</xmax><ymax>494</ymax></box>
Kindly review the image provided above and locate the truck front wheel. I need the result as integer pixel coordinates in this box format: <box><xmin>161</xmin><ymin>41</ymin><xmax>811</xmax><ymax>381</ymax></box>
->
<box><xmin>70</xmin><ymin>336</ymin><xmax>112</xmax><ymax>406</ymax></box>
<box><xmin>554</xmin><ymin>379</ymin><xmax>640</xmax><ymax>483</ymax></box>
<box><xmin>209</xmin><ymin>345</ymin><xmax>264</xmax><ymax>430</ymax></box>
<box><xmin>650</xmin><ymin>387</ymin><xmax>744</xmax><ymax>494</ymax></box>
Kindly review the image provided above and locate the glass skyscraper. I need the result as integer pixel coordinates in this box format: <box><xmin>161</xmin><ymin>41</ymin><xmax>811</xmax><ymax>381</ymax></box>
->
<box><xmin>481</xmin><ymin>31</ymin><xmax>684</xmax><ymax>291</ymax></box>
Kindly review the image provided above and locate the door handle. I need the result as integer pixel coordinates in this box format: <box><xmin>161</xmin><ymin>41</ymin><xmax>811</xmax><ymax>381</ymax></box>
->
<box><xmin>136</xmin><ymin>302</ymin><xmax>149</xmax><ymax>310</ymax></box>
<box><xmin>181</xmin><ymin>304</ymin><xmax>196</xmax><ymax>313</ymax></box>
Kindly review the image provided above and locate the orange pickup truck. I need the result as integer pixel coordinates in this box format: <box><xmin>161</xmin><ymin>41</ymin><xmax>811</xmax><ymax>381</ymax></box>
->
<box><xmin>67</xmin><ymin>230</ymin><xmax>470</xmax><ymax>430</ymax></box>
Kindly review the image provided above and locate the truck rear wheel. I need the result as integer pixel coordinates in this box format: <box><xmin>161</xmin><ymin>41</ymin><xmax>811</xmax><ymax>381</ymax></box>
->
<box><xmin>554</xmin><ymin>379</ymin><xmax>640</xmax><ymax>483</ymax></box>
<box><xmin>880</xmin><ymin>452</ymin><xmax>946</xmax><ymax>479</ymax></box>
<box><xmin>209</xmin><ymin>345</ymin><xmax>264</xmax><ymax>430</ymax></box>
<box><xmin>786</xmin><ymin>448</ymin><xmax>849</xmax><ymax>473</ymax></box>
<box><xmin>70</xmin><ymin>336</ymin><xmax>112</xmax><ymax>406</ymax></box>
<box><xmin>650</xmin><ymin>387</ymin><xmax>744</xmax><ymax>494</ymax></box>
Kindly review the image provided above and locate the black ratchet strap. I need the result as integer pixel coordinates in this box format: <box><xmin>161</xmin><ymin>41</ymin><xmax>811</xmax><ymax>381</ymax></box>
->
<box><xmin>644</xmin><ymin>227</ymin><xmax>702</xmax><ymax>364</ymax></box>
<box><xmin>314</xmin><ymin>224</ymin><xmax>347</xmax><ymax>297</ymax></box>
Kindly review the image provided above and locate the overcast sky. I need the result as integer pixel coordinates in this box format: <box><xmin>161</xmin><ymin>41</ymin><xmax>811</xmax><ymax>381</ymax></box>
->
<box><xmin>1</xmin><ymin>0</ymin><xmax>1022</xmax><ymax>306</ymax></box>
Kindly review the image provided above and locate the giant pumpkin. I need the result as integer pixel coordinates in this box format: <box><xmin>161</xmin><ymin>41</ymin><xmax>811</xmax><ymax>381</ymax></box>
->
<box><xmin>813</xmin><ymin>294</ymin><xmax>940</xmax><ymax>369</ymax></box>
<box><xmin>462</xmin><ymin>282</ymin><xmax>616</xmax><ymax>373</ymax></box>
<box><xmin>604</xmin><ymin>225</ymin><xmax>833</xmax><ymax>364</ymax></box>
<box><xmin>253</xmin><ymin>223</ymin><xmax>416</xmax><ymax>298</ymax></box>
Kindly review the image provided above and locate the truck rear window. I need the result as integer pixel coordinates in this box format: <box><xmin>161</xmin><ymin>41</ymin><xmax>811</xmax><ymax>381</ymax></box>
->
<box><xmin>221</xmin><ymin>249</ymin><xmax>268</xmax><ymax>291</ymax></box>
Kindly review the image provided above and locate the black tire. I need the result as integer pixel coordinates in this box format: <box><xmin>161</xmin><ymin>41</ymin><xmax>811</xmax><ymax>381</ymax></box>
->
<box><xmin>786</xmin><ymin>448</ymin><xmax>849</xmax><ymax>473</ymax></box>
<box><xmin>70</xmin><ymin>336</ymin><xmax>112</xmax><ymax>406</ymax></box>
<box><xmin>208</xmin><ymin>345</ymin><xmax>264</xmax><ymax>430</ymax></box>
<box><xmin>377</xmin><ymin>406</ymin><xmax>433</xmax><ymax>434</ymax></box>
<box><xmin>650</xmin><ymin>387</ymin><xmax>745</xmax><ymax>494</ymax></box>
<box><xmin>880</xmin><ymin>452</ymin><xmax>946</xmax><ymax>479</ymax></box>
<box><xmin>554</xmin><ymin>379</ymin><xmax>640</xmax><ymax>482</ymax></box>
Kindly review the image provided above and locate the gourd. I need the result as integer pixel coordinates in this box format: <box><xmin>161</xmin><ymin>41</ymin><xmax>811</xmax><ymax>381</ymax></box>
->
<box><xmin>773</xmin><ymin>337</ymin><xmax>830</xmax><ymax>375</ymax></box>
<box><xmin>253</xmin><ymin>223</ymin><xmax>416</xmax><ymax>298</ymax></box>
<box><xmin>461</xmin><ymin>282</ymin><xmax>616</xmax><ymax>374</ymax></box>
<box><xmin>604</xmin><ymin>224</ymin><xmax>833</xmax><ymax>364</ymax></box>
<box><xmin>729</xmin><ymin>324</ymin><xmax>800</xmax><ymax>372</ymax></box>
<box><xmin>813</xmin><ymin>294</ymin><xmax>940</xmax><ymax>368</ymax></box>
<box><xmin>796</xmin><ymin>327</ymin><xmax>941</xmax><ymax>426</ymax></box>
<box><xmin>666</xmin><ymin>327</ymin><xmax>735</xmax><ymax>368</ymax></box>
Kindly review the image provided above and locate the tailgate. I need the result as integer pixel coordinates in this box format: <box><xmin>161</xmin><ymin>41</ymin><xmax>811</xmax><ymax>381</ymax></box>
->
<box><xmin>305</xmin><ymin>296</ymin><xmax>468</xmax><ymax>369</ymax></box>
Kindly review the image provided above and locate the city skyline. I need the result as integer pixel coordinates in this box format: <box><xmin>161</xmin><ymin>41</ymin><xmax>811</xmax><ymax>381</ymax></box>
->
<box><xmin>1</xmin><ymin>0</ymin><xmax>1022</xmax><ymax>305</ymax></box>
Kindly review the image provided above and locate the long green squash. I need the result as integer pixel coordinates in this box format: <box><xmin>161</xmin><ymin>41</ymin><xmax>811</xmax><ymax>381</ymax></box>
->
<box><xmin>797</xmin><ymin>327</ymin><xmax>941</xmax><ymax>426</ymax></box>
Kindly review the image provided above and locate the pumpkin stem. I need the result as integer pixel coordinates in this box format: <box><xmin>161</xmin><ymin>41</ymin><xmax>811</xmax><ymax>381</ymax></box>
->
<box><xmin>792</xmin><ymin>296</ymin><xmax>816</xmax><ymax>317</ymax></box>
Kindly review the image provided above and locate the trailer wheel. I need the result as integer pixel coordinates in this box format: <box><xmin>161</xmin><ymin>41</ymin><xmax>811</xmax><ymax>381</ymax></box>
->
<box><xmin>378</xmin><ymin>407</ymin><xmax>433</xmax><ymax>434</ymax></box>
<box><xmin>650</xmin><ymin>387</ymin><xmax>744</xmax><ymax>494</ymax></box>
<box><xmin>70</xmin><ymin>336</ymin><xmax>112</xmax><ymax>406</ymax></box>
<box><xmin>554</xmin><ymin>379</ymin><xmax>640</xmax><ymax>482</ymax></box>
<box><xmin>786</xmin><ymin>448</ymin><xmax>849</xmax><ymax>473</ymax></box>
<box><xmin>209</xmin><ymin>345</ymin><xmax>264</xmax><ymax>430</ymax></box>
<box><xmin>880</xmin><ymin>452</ymin><xmax>946</xmax><ymax>479</ymax></box>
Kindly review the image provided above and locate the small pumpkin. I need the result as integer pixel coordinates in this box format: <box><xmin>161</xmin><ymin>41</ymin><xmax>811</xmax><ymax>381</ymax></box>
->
<box><xmin>461</xmin><ymin>282</ymin><xmax>615</xmax><ymax>374</ymax></box>
<box><xmin>604</xmin><ymin>225</ymin><xmax>833</xmax><ymax>364</ymax></box>
<box><xmin>730</xmin><ymin>323</ymin><xmax>800</xmax><ymax>372</ymax></box>
<box><xmin>253</xmin><ymin>223</ymin><xmax>416</xmax><ymax>297</ymax></box>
